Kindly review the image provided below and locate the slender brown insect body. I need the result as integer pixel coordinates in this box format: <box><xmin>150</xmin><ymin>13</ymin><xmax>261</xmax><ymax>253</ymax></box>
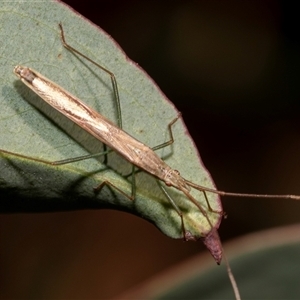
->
<box><xmin>14</xmin><ymin>66</ymin><xmax>191</xmax><ymax>194</ymax></box>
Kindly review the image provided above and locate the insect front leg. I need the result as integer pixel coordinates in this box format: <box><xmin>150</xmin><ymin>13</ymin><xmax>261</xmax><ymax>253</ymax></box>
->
<box><xmin>159</xmin><ymin>182</ymin><xmax>197</xmax><ymax>241</ymax></box>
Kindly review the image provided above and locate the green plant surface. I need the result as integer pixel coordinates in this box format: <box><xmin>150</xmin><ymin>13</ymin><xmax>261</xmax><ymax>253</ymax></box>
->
<box><xmin>0</xmin><ymin>1</ymin><xmax>221</xmax><ymax>241</ymax></box>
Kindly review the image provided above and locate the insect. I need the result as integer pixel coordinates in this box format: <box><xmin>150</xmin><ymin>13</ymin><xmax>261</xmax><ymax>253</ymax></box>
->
<box><xmin>4</xmin><ymin>24</ymin><xmax>226</xmax><ymax>260</ymax></box>
<box><xmin>1</xmin><ymin>23</ymin><xmax>300</xmax><ymax>300</ymax></box>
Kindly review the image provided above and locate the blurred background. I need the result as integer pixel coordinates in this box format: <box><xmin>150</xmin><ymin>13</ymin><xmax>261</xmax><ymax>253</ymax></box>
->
<box><xmin>1</xmin><ymin>0</ymin><xmax>300</xmax><ymax>298</ymax></box>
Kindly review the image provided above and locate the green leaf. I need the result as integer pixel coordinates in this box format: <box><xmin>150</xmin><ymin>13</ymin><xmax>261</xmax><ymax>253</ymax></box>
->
<box><xmin>0</xmin><ymin>1</ymin><xmax>221</xmax><ymax>243</ymax></box>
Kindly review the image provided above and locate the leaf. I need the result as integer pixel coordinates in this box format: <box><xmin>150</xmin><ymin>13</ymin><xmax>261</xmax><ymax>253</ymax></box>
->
<box><xmin>0</xmin><ymin>1</ymin><xmax>222</xmax><ymax>245</ymax></box>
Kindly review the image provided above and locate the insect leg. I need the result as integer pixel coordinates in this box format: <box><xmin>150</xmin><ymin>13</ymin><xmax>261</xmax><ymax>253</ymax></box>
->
<box><xmin>151</xmin><ymin>114</ymin><xmax>222</xmax><ymax>238</ymax></box>
<box><xmin>141</xmin><ymin>114</ymin><xmax>196</xmax><ymax>239</ymax></box>
<box><xmin>93</xmin><ymin>163</ymin><xmax>136</xmax><ymax>201</ymax></box>
<box><xmin>0</xmin><ymin>148</ymin><xmax>111</xmax><ymax>166</ymax></box>
<box><xmin>58</xmin><ymin>23</ymin><xmax>122</xmax><ymax>129</ymax></box>
<box><xmin>159</xmin><ymin>182</ymin><xmax>197</xmax><ymax>241</ymax></box>
<box><xmin>151</xmin><ymin>113</ymin><xmax>180</xmax><ymax>151</ymax></box>
<box><xmin>58</xmin><ymin>23</ymin><xmax>122</xmax><ymax>165</ymax></box>
<box><xmin>0</xmin><ymin>147</ymin><xmax>136</xmax><ymax>201</ymax></box>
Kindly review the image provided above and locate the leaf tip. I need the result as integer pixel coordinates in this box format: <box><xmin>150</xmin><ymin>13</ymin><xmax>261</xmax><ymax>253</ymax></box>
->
<box><xmin>202</xmin><ymin>229</ymin><xmax>222</xmax><ymax>264</ymax></box>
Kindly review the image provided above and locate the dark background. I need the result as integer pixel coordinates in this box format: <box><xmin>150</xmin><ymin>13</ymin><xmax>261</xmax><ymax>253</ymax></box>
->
<box><xmin>1</xmin><ymin>1</ymin><xmax>300</xmax><ymax>298</ymax></box>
